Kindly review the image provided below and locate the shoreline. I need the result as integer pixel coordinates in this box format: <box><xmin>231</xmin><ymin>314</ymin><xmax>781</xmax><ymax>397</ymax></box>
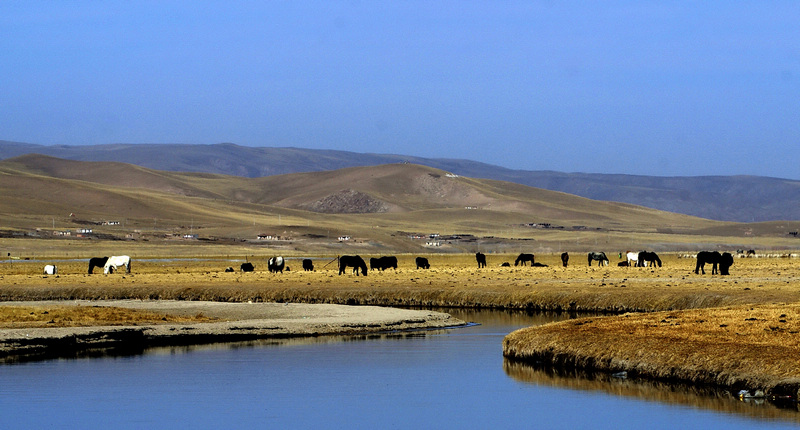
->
<box><xmin>2</xmin><ymin>254</ymin><xmax>800</xmax><ymax>406</ymax></box>
<box><xmin>502</xmin><ymin>305</ymin><xmax>800</xmax><ymax>403</ymax></box>
<box><xmin>0</xmin><ymin>300</ymin><xmax>466</xmax><ymax>363</ymax></box>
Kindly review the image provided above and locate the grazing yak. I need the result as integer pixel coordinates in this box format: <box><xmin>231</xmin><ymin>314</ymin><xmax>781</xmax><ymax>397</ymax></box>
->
<box><xmin>240</xmin><ymin>262</ymin><xmax>255</xmax><ymax>272</ymax></box>
<box><xmin>268</xmin><ymin>256</ymin><xmax>285</xmax><ymax>273</ymax></box>
<box><xmin>339</xmin><ymin>255</ymin><xmax>368</xmax><ymax>276</ymax></box>
<box><xmin>43</xmin><ymin>265</ymin><xmax>57</xmax><ymax>275</ymax></box>
<box><xmin>370</xmin><ymin>256</ymin><xmax>398</xmax><ymax>271</ymax></box>
<box><xmin>415</xmin><ymin>257</ymin><xmax>430</xmax><ymax>269</ymax></box>
<box><xmin>588</xmin><ymin>252</ymin><xmax>609</xmax><ymax>266</ymax></box>
<box><xmin>476</xmin><ymin>252</ymin><xmax>487</xmax><ymax>268</ymax></box>
<box><xmin>561</xmin><ymin>252</ymin><xmax>569</xmax><ymax>267</ymax></box>
<box><xmin>514</xmin><ymin>253</ymin><xmax>535</xmax><ymax>267</ymax></box>
<box><xmin>224</xmin><ymin>267</ymin><xmax>235</xmax><ymax>272</ymax></box>
<box><xmin>695</xmin><ymin>251</ymin><xmax>733</xmax><ymax>275</ymax></box>
<box><xmin>302</xmin><ymin>259</ymin><xmax>314</xmax><ymax>271</ymax></box>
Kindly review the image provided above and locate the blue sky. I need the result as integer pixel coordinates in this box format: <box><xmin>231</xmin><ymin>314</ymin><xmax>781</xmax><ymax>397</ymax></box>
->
<box><xmin>2</xmin><ymin>2</ymin><xmax>798</xmax><ymax>179</ymax></box>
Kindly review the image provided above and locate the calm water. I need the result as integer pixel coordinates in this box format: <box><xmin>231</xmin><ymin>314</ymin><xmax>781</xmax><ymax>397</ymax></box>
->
<box><xmin>1</xmin><ymin>309</ymin><xmax>797</xmax><ymax>429</ymax></box>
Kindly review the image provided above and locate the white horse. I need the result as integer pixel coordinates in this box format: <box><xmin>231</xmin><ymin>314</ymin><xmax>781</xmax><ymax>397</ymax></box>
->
<box><xmin>625</xmin><ymin>251</ymin><xmax>639</xmax><ymax>267</ymax></box>
<box><xmin>104</xmin><ymin>255</ymin><xmax>131</xmax><ymax>274</ymax></box>
<box><xmin>43</xmin><ymin>265</ymin><xmax>57</xmax><ymax>275</ymax></box>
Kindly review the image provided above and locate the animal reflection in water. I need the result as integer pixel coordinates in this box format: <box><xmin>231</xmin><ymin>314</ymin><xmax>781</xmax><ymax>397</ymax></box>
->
<box><xmin>339</xmin><ymin>255</ymin><xmax>368</xmax><ymax>276</ymax></box>
<box><xmin>104</xmin><ymin>255</ymin><xmax>131</xmax><ymax>274</ymax></box>
<box><xmin>587</xmin><ymin>252</ymin><xmax>609</xmax><ymax>266</ymax></box>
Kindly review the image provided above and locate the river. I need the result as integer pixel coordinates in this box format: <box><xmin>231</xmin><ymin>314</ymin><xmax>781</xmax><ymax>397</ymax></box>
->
<box><xmin>0</xmin><ymin>308</ymin><xmax>797</xmax><ymax>429</ymax></box>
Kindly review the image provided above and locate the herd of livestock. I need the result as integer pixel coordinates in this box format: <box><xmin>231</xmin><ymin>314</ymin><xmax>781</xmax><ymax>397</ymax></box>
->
<box><xmin>39</xmin><ymin>250</ymin><xmax>741</xmax><ymax>277</ymax></box>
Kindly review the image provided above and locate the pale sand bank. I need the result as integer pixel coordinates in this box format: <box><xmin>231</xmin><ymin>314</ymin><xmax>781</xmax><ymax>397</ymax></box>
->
<box><xmin>0</xmin><ymin>300</ymin><xmax>466</xmax><ymax>361</ymax></box>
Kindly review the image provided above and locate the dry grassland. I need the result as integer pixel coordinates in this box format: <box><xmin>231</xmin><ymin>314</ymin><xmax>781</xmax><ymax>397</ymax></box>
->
<box><xmin>1</xmin><ymin>253</ymin><xmax>798</xmax><ymax>313</ymax></box>
<box><xmin>3</xmin><ymin>251</ymin><xmax>800</xmax><ymax>398</ymax></box>
<box><xmin>0</xmin><ymin>305</ymin><xmax>217</xmax><ymax>328</ymax></box>
<box><xmin>504</xmin><ymin>303</ymin><xmax>800</xmax><ymax>398</ymax></box>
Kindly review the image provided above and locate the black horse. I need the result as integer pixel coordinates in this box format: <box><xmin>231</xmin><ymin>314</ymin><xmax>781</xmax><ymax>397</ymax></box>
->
<box><xmin>415</xmin><ymin>257</ymin><xmax>430</xmax><ymax>269</ymax></box>
<box><xmin>88</xmin><ymin>257</ymin><xmax>109</xmax><ymax>274</ymax></box>
<box><xmin>637</xmin><ymin>251</ymin><xmax>662</xmax><ymax>268</ymax></box>
<box><xmin>695</xmin><ymin>251</ymin><xmax>733</xmax><ymax>275</ymax></box>
<box><xmin>719</xmin><ymin>252</ymin><xmax>734</xmax><ymax>275</ymax></box>
<box><xmin>476</xmin><ymin>252</ymin><xmax>487</xmax><ymax>268</ymax></box>
<box><xmin>588</xmin><ymin>252</ymin><xmax>609</xmax><ymax>266</ymax></box>
<box><xmin>561</xmin><ymin>252</ymin><xmax>569</xmax><ymax>267</ymax></box>
<box><xmin>339</xmin><ymin>255</ymin><xmax>368</xmax><ymax>276</ymax></box>
<box><xmin>514</xmin><ymin>253</ymin><xmax>535</xmax><ymax>266</ymax></box>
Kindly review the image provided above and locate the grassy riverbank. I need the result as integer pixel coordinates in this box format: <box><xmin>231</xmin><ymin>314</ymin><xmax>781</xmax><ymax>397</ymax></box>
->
<box><xmin>2</xmin><ymin>251</ymin><xmax>800</xmax><ymax>399</ymax></box>
<box><xmin>503</xmin><ymin>304</ymin><xmax>800</xmax><ymax>400</ymax></box>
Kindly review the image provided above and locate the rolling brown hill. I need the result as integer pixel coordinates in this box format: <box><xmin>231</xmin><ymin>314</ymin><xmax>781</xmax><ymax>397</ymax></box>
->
<box><xmin>2</xmin><ymin>154</ymin><xmax>796</xmax><ymax>253</ymax></box>
<box><xmin>3</xmin><ymin>141</ymin><xmax>800</xmax><ymax>222</ymax></box>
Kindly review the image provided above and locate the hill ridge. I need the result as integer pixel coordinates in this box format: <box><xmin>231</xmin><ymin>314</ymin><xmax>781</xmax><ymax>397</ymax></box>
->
<box><xmin>2</xmin><ymin>141</ymin><xmax>799</xmax><ymax>222</ymax></box>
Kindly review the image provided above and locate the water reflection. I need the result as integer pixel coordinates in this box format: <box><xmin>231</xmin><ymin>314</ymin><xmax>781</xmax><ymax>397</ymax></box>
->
<box><xmin>138</xmin><ymin>325</ymin><xmax>473</xmax><ymax>358</ymax></box>
<box><xmin>504</xmin><ymin>349</ymin><xmax>800</xmax><ymax>423</ymax></box>
<box><xmin>2</xmin><ymin>307</ymin><xmax>798</xmax><ymax>429</ymax></box>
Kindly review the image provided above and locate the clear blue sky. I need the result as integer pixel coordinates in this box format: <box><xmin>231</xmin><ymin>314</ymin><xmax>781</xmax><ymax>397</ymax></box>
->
<box><xmin>2</xmin><ymin>2</ymin><xmax>798</xmax><ymax>179</ymax></box>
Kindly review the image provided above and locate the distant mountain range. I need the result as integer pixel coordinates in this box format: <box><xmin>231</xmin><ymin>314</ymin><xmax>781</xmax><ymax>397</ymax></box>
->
<box><xmin>2</xmin><ymin>140</ymin><xmax>798</xmax><ymax>222</ymax></box>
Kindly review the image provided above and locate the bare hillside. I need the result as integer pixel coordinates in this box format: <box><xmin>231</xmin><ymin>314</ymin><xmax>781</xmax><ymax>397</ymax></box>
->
<box><xmin>3</xmin><ymin>155</ymin><xmax>800</xmax><ymax>252</ymax></box>
<box><xmin>0</xmin><ymin>155</ymin><xmax>716</xmax><ymax>233</ymax></box>
<box><xmin>3</xmin><ymin>141</ymin><xmax>800</xmax><ymax>222</ymax></box>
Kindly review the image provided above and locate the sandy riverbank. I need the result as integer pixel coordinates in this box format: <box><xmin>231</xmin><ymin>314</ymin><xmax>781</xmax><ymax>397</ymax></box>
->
<box><xmin>0</xmin><ymin>300</ymin><xmax>465</xmax><ymax>362</ymax></box>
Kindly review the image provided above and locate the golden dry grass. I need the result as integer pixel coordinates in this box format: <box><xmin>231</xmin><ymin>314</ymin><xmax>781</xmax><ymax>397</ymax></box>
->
<box><xmin>503</xmin><ymin>304</ymin><xmax>800</xmax><ymax>397</ymax></box>
<box><xmin>0</xmin><ymin>305</ymin><xmax>217</xmax><ymax>328</ymax></box>
<box><xmin>2</xmin><ymin>252</ymin><xmax>798</xmax><ymax>313</ymax></box>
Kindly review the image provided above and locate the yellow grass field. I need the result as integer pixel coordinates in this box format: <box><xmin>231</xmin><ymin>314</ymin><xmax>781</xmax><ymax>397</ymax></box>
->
<box><xmin>1</xmin><ymin>251</ymin><xmax>798</xmax><ymax>313</ymax></box>
<box><xmin>0</xmin><ymin>305</ymin><xmax>217</xmax><ymax>328</ymax></box>
<box><xmin>2</xmin><ymin>247</ymin><xmax>800</xmax><ymax>399</ymax></box>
